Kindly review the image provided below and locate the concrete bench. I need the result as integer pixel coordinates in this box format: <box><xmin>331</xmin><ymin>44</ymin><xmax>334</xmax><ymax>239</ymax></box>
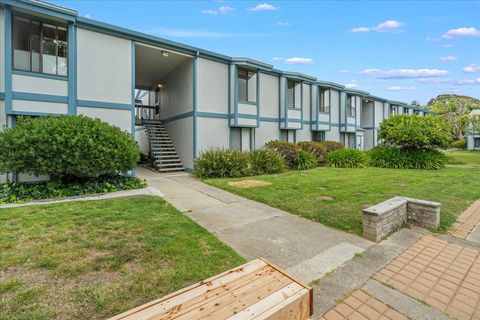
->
<box><xmin>109</xmin><ymin>258</ymin><xmax>313</xmax><ymax>320</ymax></box>
<box><xmin>363</xmin><ymin>196</ymin><xmax>441</xmax><ymax>242</ymax></box>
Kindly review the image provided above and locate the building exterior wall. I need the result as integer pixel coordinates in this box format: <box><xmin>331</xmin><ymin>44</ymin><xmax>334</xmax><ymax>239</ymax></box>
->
<box><xmin>0</xmin><ymin>6</ymin><xmax>5</xmax><ymax>93</ymax></box>
<box><xmin>197</xmin><ymin>58</ymin><xmax>227</xmax><ymax>114</ymax></box>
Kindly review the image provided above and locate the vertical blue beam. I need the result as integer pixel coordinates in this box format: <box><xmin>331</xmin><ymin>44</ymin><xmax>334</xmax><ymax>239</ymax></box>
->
<box><xmin>372</xmin><ymin>100</ymin><xmax>376</xmax><ymax>147</ymax></box>
<box><xmin>233</xmin><ymin>65</ymin><xmax>238</xmax><ymax>126</ymax></box>
<box><xmin>67</xmin><ymin>21</ymin><xmax>77</xmax><ymax>115</ymax></box>
<box><xmin>256</xmin><ymin>70</ymin><xmax>260</xmax><ymax>128</ymax></box>
<box><xmin>300</xmin><ymin>81</ymin><xmax>303</xmax><ymax>130</ymax></box>
<box><xmin>5</xmin><ymin>6</ymin><xmax>12</xmax><ymax>115</ymax></box>
<box><xmin>328</xmin><ymin>89</ymin><xmax>332</xmax><ymax>131</ymax></box>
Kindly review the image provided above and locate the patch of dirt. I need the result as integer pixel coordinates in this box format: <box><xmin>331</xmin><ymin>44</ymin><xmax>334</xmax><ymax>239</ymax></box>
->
<box><xmin>315</xmin><ymin>195</ymin><xmax>335</xmax><ymax>201</ymax></box>
<box><xmin>362</xmin><ymin>203</ymin><xmax>374</xmax><ymax>209</ymax></box>
<box><xmin>228</xmin><ymin>180</ymin><xmax>272</xmax><ymax>188</ymax></box>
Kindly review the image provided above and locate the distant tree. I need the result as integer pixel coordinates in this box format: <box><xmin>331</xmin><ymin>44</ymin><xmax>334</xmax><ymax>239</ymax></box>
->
<box><xmin>426</xmin><ymin>94</ymin><xmax>480</xmax><ymax>140</ymax></box>
<box><xmin>410</xmin><ymin>100</ymin><xmax>422</xmax><ymax>107</ymax></box>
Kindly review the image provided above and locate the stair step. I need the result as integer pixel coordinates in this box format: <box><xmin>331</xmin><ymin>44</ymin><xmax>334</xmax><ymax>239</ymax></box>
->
<box><xmin>158</xmin><ymin>168</ymin><xmax>185</xmax><ymax>172</ymax></box>
<box><xmin>156</xmin><ymin>163</ymin><xmax>184</xmax><ymax>167</ymax></box>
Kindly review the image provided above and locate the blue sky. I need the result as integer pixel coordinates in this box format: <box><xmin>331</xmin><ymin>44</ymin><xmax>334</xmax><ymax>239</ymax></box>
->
<box><xmin>53</xmin><ymin>0</ymin><xmax>480</xmax><ymax>104</ymax></box>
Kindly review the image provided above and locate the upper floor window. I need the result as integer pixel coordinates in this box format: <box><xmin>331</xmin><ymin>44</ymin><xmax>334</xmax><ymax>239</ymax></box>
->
<box><xmin>237</xmin><ymin>68</ymin><xmax>256</xmax><ymax>103</ymax></box>
<box><xmin>347</xmin><ymin>95</ymin><xmax>356</xmax><ymax>117</ymax></box>
<box><xmin>319</xmin><ymin>88</ymin><xmax>330</xmax><ymax>113</ymax></box>
<box><xmin>13</xmin><ymin>16</ymin><xmax>68</xmax><ymax>76</ymax></box>
<box><xmin>404</xmin><ymin>108</ymin><xmax>409</xmax><ymax>114</ymax></box>
<box><xmin>288</xmin><ymin>80</ymin><xmax>301</xmax><ymax>108</ymax></box>
<box><xmin>390</xmin><ymin>105</ymin><xmax>397</xmax><ymax>116</ymax></box>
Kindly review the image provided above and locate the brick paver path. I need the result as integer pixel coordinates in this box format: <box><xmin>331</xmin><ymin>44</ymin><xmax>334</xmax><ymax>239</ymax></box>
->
<box><xmin>373</xmin><ymin>236</ymin><xmax>480</xmax><ymax>320</ymax></box>
<box><xmin>319</xmin><ymin>289</ymin><xmax>409</xmax><ymax>320</ymax></box>
<box><xmin>450</xmin><ymin>200</ymin><xmax>480</xmax><ymax>239</ymax></box>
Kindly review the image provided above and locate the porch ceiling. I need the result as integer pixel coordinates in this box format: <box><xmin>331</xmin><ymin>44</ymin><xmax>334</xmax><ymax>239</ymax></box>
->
<box><xmin>135</xmin><ymin>43</ymin><xmax>190</xmax><ymax>90</ymax></box>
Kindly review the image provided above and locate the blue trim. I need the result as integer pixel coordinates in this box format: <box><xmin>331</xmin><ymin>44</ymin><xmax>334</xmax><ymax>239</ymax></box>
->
<box><xmin>163</xmin><ymin>111</ymin><xmax>194</xmax><ymax>123</ymax></box>
<box><xmin>3</xmin><ymin>0</ymin><xmax>77</xmax><ymax>21</ymax></box>
<box><xmin>238</xmin><ymin>100</ymin><xmax>256</xmax><ymax>106</ymax></box>
<box><xmin>300</xmin><ymin>82</ymin><xmax>304</xmax><ymax>130</ymax></box>
<box><xmin>197</xmin><ymin>111</ymin><xmax>228</xmax><ymax>119</ymax></box>
<box><xmin>12</xmin><ymin>92</ymin><xmax>68</xmax><ymax>103</ymax></box>
<box><xmin>68</xmin><ymin>21</ymin><xmax>77</xmax><ymax>115</ymax></box>
<box><xmin>372</xmin><ymin>101</ymin><xmax>376</xmax><ymax>147</ymax></box>
<box><xmin>77</xmin><ymin>100</ymin><xmax>132</xmax><ymax>110</ymax></box>
<box><xmin>5</xmin><ymin>6</ymin><xmax>12</xmax><ymax>115</ymax></box>
<box><xmin>328</xmin><ymin>89</ymin><xmax>332</xmax><ymax>131</ymax></box>
<box><xmin>9</xmin><ymin>110</ymin><xmax>65</xmax><ymax>116</ymax></box>
<box><xmin>233</xmin><ymin>65</ymin><xmax>238</xmax><ymax>126</ymax></box>
<box><xmin>130</xmin><ymin>41</ymin><xmax>135</xmax><ymax>177</ymax></box>
<box><xmin>0</xmin><ymin>92</ymin><xmax>4</xmax><ymax>100</ymax></box>
<box><xmin>259</xmin><ymin>116</ymin><xmax>277</xmax><ymax>122</ymax></box>
<box><xmin>256</xmin><ymin>70</ymin><xmax>260</xmax><ymax>127</ymax></box>
<box><xmin>12</xmin><ymin>69</ymin><xmax>68</xmax><ymax>81</ymax></box>
<box><xmin>193</xmin><ymin>53</ymin><xmax>198</xmax><ymax>160</ymax></box>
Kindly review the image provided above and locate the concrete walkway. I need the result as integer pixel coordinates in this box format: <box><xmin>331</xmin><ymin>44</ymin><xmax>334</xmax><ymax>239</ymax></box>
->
<box><xmin>137</xmin><ymin>167</ymin><xmax>373</xmax><ymax>284</ymax></box>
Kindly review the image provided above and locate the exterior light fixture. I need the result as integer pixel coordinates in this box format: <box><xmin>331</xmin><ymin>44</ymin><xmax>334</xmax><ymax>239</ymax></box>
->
<box><xmin>161</xmin><ymin>50</ymin><xmax>169</xmax><ymax>57</ymax></box>
<box><xmin>158</xmin><ymin>84</ymin><xmax>164</xmax><ymax>89</ymax></box>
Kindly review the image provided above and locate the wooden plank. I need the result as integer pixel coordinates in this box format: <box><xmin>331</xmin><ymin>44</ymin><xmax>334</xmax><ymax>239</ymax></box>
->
<box><xmin>259</xmin><ymin>258</ymin><xmax>313</xmax><ymax>316</ymax></box>
<box><xmin>255</xmin><ymin>289</ymin><xmax>310</xmax><ymax>320</ymax></box>
<box><xmin>225</xmin><ymin>283</ymin><xmax>304</xmax><ymax>320</ymax></box>
<box><xmin>171</xmin><ymin>270</ymin><xmax>291</xmax><ymax>320</ymax></box>
<box><xmin>150</xmin><ymin>265</ymin><xmax>276</xmax><ymax>320</ymax></box>
<box><xmin>109</xmin><ymin>259</ymin><xmax>267</xmax><ymax>320</ymax></box>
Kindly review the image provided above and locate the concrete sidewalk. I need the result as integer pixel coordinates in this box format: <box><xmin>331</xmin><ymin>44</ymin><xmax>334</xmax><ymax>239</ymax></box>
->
<box><xmin>136</xmin><ymin>167</ymin><xmax>373</xmax><ymax>284</ymax></box>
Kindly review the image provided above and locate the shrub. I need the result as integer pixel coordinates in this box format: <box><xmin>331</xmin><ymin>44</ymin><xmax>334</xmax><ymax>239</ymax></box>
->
<box><xmin>450</xmin><ymin>139</ymin><xmax>467</xmax><ymax>149</ymax></box>
<box><xmin>0</xmin><ymin>175</ymin><xmax>146</xmax><ymax>204</ymax></box>
<box><xmin>368</xmin><ymin>146</ymin><xmax>448</xmax><ymax>170</ymax></box>
<box><xmin>292</xmin><ymin>150</ymin><xmax>316</xmax><ymax>170</ymax></box>
<box><xmin>297</xmin><ymin>141</ymin><xmax>328</xmax><ymax>166</ymax></box>
<box><xmin>0</xmin><ymin>116</ymin><xmax>140</xmax><ymax>180</ymax></box>
<box><xmin>264</xmin><ymin>140</ymin><xmax>300</xmax><ymax>168</ymax></box>
<box><xmin>326</xmin><ymin>148</ymin><xmax>369</xmax><ymax>168</ymax></box>
<box><xmin>322</xmin><ymin>141</ymin><xmax>344</xmax><ymax>153</ymax></box>
<box><xmin>249</xmin><ymin>149</ymin><xmax>285</xmax><ymax>175</ymax></box>
<box><xmin>193</xmin><ymin>149</ymin><xmax>250</xmax><ymax>178</ymax></box>
<box><xmin>378</xmin><ymin>114</ymin><xmax>452</xmax><ymax>150</ymax></box>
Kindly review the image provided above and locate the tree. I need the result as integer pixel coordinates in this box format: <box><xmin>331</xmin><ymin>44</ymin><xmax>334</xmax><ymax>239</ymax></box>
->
<box><xmin>427</xmin><ymin>94</ymin><xmax>480</xmax><ymax>140</ymax></box>
<box><xmin>410</xmin><ymin>100</ymin><xmax>422</xmax><ymax>107</ymax></box>
<box><xmin>378</xmin><ymin>114</ymin><xmax>452</xmax><ymax>150</ymax></box>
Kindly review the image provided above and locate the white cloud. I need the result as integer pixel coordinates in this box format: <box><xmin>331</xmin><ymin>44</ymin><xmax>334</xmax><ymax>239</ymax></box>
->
<box><xmin>373</xmin><ymin>20</ymin><xmax>403</xmax><ymax>32</ymax></box>
<box><xmin>425</xmin><ymin>36</ymin><xmax>440</xmax><ymax>42</ymax></box>
<box><xmin>416</xmin><ymin>78</ymin><xmax>450</xmax><ymax>83</ymax></box>
<box><xmin>443</xmin><ymin>44</ymin><xmax>454</xmax><ymax>48</ymax></box>
<box><xmin>272</xmin><ymin>57</ymin><xmax>284</xmax><ymax>61</ymax></box>
<box><xmin>84</xmin><ymin>13</ymin><xmax>91</xmax><ymax>18</ymax></box>
<box><xmin>359</xmin><ymin>68</ymin><xmax>449</xmax><ymax>79</ymax></box>
<box><xmin>202</xmin><ymin>6</ymin><xmax>234</xmax><ymax>15</ymax></box>
<box><xmin>386</xmin><ymin>86</ymin><xmax>416</xmax><ymax>91</ymax></box>
<box><xmin>440</xmin><ymin>55</ymin><xmax>457</xmax><ymax>62</ymax></box>
<box><xmin>350</xmin><ymin>27</ymin><xmax>370</xmax><ymax>33</ymax></box>
<box><xmin>455</xmin><ymin>78</ymin><xmax>480</xmax><ymax>85</ymax></box>
<box><xmin>350</xmin><ymin>20</ymin><xmax>403</xmax><ymax>33</ymax></box>
<box><xmin>442</xmin><ymin>27</ymin><xmax>480</xmax><ymax>39</ymax></box>
<box><xmin>463</xmin><ymin>64</ymin><xmax>480</xmax><ymax>73</ymax></box>
<box><xmin>277</xmin><ymin>21</ymin><xmax>290</xmax><ymax>27</ymax></box>
<box><xmin>150</xmin><ymin>28</ymin><xmax>266</xmax><ymax>38</ymax></box>
<box><xmin>248</xmin><ymin>3</ymin><xmax>277</xmax><ymax>11</ymax></box>
<box><xmin>416</xmin><ymin>77</ymin><xmax>480</xmax><ymax>85</ymax></box>
<box><xmin>340</xmin><ymin>69</ymin><xmax>350</xmax><ymax>73</ymax></box>
<box><xmin>284</xmin><ymin>57</ymin><xmax>314</xmax><ymax>65</ymax></box>
<box><xmin>345</xmin><ymin>82</ymin><xmax>358</xmax><ymax>88</ymax></box>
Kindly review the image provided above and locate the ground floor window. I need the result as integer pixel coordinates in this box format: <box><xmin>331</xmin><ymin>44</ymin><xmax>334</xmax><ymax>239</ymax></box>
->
<box><xmin>230</xmin><ymin>127</ymin><xmax>255</xmax><ymax>151</ymax></box>
<box><xmin>340</xmin><ymin>133</ymin><xmax>355</xmax><ymax>148</ymax></box>
<box><xmin>312</xmin><ymin>131</ymin><xmax>325</xmax><ymax>142</ymax></box>
<box><xmin>280</xmin><ymin>130</ymin><xmax>296</xmax><ymax>143</ymax></box>
<box><xmin>475</xmin><ymin>138</ymin><xmax>480</xmax><ymax>148</ymax></box>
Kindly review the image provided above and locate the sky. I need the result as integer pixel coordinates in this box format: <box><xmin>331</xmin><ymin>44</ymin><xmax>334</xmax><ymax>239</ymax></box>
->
<box><xmin>51</xmin><ymin>0</ymin><xmax>480</xmax><ymax>105</ymax></box>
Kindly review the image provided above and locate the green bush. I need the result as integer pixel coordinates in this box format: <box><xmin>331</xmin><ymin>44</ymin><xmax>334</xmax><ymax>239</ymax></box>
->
<box><xmin>0</xmin><ymin>175</ymin><xmax>146</xmax><ymax>204</ymax></box>
<box><xmin>249</xmin><ymin>149</ymin><xmax>285</xmax><ymax>175</ymax></box>
<box><xmin>297</xmin><ymin>141</ymin><xmax>328</xmax><ymax>166</ymax></box>
<box><xmin>292</xmin><ymin>150</ymin><xmax>316</xmax><ymax>170</ymax></box>
<box><xmin>322</xmin><ymin>141</ymin><xmax>344</xmax><ymax>153</ymax></box>
<box><xmin>378</xmin><ymin>114</ymin><xmax>452</xmax><ymax>150</ymax></box>
<box><xmin>368</xmin><ymin>146</ymin><xmax>448</xmax><ymax>170</ymax></box>
<box><xmin>0</xmin><ymin>116</ymin><xmax>140</xmax><ymax>180</ymax></box>
<box><xmin>326</xmin><ymin>148</ymin><xmax>369</xmax><ymax>168</ymax></box>
<box><xmin>193</xmin><ymin>149</ymin><xmax>250</xmax><ymax>178</ymax></box>
<box><xmin>264</xmin><ymin>140</ymin><xmax>300</xmax><ymax>168</ymax></box>
<box><xmin>450</xmin><ymin>139</ymin><xmax>467</xmax><ymax>149</ymax></box>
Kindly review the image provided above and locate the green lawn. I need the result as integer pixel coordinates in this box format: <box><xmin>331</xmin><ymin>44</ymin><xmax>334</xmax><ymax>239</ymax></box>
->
<box><xmin>0</xmin><ymin>196</ymin><xmax>244</xmax><ymax>320</ymax></box>
<box><xmin>204</xmin><ymin>151</ymin><xmax>480</xmax><ymax>236</ymax></box>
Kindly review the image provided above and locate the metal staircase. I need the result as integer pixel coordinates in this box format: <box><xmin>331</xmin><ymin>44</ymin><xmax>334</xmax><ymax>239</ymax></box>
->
<box><xmin>143</xmin><ymin>120</ymin><xmax>184</xmax><ymax>173</ymax></box>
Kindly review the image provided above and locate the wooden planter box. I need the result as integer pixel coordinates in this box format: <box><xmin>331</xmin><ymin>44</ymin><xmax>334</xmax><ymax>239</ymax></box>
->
<box><xmin>109</xmin><ymin>258</ymin><xmax>313</xmax><ymax>320</ymax></box>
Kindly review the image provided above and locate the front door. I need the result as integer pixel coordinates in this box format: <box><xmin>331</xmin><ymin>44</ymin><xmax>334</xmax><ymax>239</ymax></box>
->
<box><xmin>356</xmin><ymin>134</ymin><xmax>364</xmax><ymax>150</ymax></box>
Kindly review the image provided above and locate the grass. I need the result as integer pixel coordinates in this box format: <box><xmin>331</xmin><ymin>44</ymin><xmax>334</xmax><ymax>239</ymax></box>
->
<box><xmin>0</xmin><ymin>196</ymin><xmax>244</xmax><ymax>320</ymax></box>
<box><xmin>204</xmin><ymin>151</ymin><xmax>480</xmax><ymax>236</ymax></box>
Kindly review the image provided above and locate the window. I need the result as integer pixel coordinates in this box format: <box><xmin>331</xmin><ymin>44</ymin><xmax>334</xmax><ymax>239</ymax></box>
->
<box><xmin>312</xmin><ymin>131</ymin><xmax>325</xmax><ymax>142</ymax></box>
<box><xmin>230</xmin><ymin>127</ymin><xmax>254</xmax><ymax>151</ymax></box>
<box><xmin>237</xmin><ymin>68</ymin><xmax>256</xmax><ymax>102</ymax></box>
<box><xmin>475</xmin><ymin>138</ymin><xmax>480</xmax><ymax>149</ymax></box>
<box><xmin>319</xmin><ymin>88</ymin><xmax>330</xmax><ymax>113</ymax></box>
<box><xmin>347</xmin><ymin>95</ymin><xmax>356</xmax><ymax>117</ymax></box>
<box><xmin>288</xmin><ymin>80</ymin><xmax>299</xmax><ymax>108</ymax></box>
<box><xmin>13</xmin><ymin>16</ymin><xmax>68</xmax><ymax>76</ymax></box>
<box><xmin>403</xmin><ymin>108</ymin><xmax>409</xmax><ymax>114</ymax></box>
<box><xmin>390</xmin><ymin>105</ymin><xmax>397</xmax><ymax>116</ymax></box>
